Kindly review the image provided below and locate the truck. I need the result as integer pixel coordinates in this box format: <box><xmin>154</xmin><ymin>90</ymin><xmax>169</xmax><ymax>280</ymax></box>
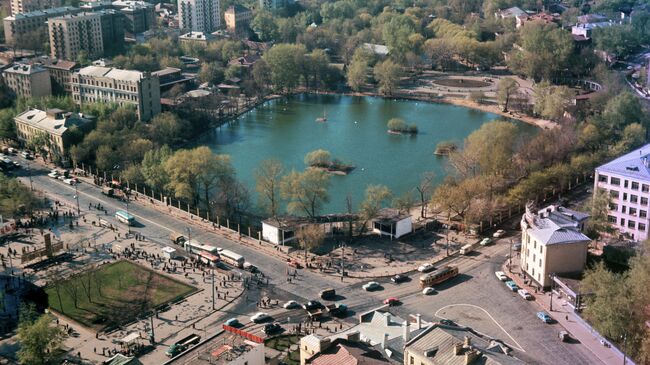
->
<box><xmin>101</xmin><ymin>187</ymin><xmax>115</xmax><ymax>197</ymax></box>
<box><xmin>460</xmin><ymin>244</ymin><xmax>473</xmax><ymax>255</ymax></box>
<box><xmin>165</xmin><ymin>334</ymin><xmax>201</xmax><ymax>357</ymax></box>
<box><xmin>325</xmin><ymin>303</ymin><xmax>347</xmax><ymax>317</ymax></box>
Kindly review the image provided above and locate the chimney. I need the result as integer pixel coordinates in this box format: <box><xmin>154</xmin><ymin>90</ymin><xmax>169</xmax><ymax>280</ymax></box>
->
<box><xmin>464</xmin><ymin>349</ymin><xmax>481</xmax><ymax>365</ymax></box>
<box><xmin>453</xmin><ymin>343</ymin><xmax>463</xmax><ymax>355</ymax></box>
<box><xmin>402</xmin><ymin>321</ymin><xmax>410</xmax><ymax>342</ymax></box>
<box><xmin>381</xmin><ymin>333</ymin><xmax>389</xmax><ymax>349</ymax></box>
<box><xmin>416</xmin><ymin>314</ymin><xmax>422</xmax><ymax>329</ymax></box>
<box><xmin>464</xmin><ymin>336</ymin><xmax>471</xmax><ymax>347</ymax></box>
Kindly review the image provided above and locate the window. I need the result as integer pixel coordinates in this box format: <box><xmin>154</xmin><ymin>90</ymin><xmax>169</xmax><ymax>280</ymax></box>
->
<box><xmin>643</xmin><ymin>197</ymin><xmax>649</xmax><ymax>206</ymax></box>
<box><xmin>608</xmin><ymin>215</ymin><xmax>617</xmax><ymax>223</ymax></box>
<box><xmin>630</xmin><ymin>208</ymin><xmax>637</xmax><ymax>216</ymax></box>
<box><xmin>624</xmin><ymin>180</ymin><xmax>629</xmax><ymax>188</ymax></box>
<box><xmin>598</xmin><ymin>174</ymin><xmax>609</xmax><ymax>183</ymax></box>
<box><xmin>643</xmin><ymin>184</ymin><xmax>649</xmax><ymax>193</ymax></box>
<box><xmin>641</xmin><ymin>210</ymin><xmax>647</xmax><ymax>218</ymax></box>
<box><xmin>610</xmin><ymin>190</ymin><xmax>620</xmax><ymax>199</ymax></box>
<box><xmin>639</xmin><ymin>223</ymin><xmax>646</xmax><ymax>232</ymax></box>
<box><xmin>622</xmin><ymin>206</ymin><xmax>627</xmax><ymax>213</ymax></box>
<box><xmin>631</xmin><ymin>195</ymin><xmax>638</xmax><ymax>204</ymax></box>
<box><xmin>632</xmin><ymin>182</ymin><xmax>639</xmax><ymax>190</ymax></box>
<box><xmin>410</xmin><ymin>356</ymin><xmax>414</xmax><ymax>365</ymax></box>
<box><xmin>533</xmin><ymin>254</ymin><xmax>536</xmax><ymax>262</ymax></box>
<box><xmin>610</xmin><ymin>203</ymin><xmax>618</xmax><ymax>211</ymax></box>
<box><xmin>624</xmin><ymin>193</ymin><xmax>628</xmax><ymax>201</ymax></box>
<box><xmin>621</xmin><ymin>218</ymin><xmax>626</xmax><ymax>226</ymax></box>
<box><xmin>628</xmin><ymin>220</ymin><xmax>636</xmax><ymax>229</ymax></box>
<box><xmin>611</xmin><ymin>177</ymin><xmax>621</xmax><ymax>186</ymax></box>
<box><xmin>539</xmin><ymin>259</ymin><xmax>542</xmax><ymax>266</ymax></box>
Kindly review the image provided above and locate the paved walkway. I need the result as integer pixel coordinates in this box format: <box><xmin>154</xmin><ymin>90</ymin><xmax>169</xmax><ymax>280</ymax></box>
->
<box><xmin>504</xmin><ymin>261</ymin><xmax>630</xmax><ymax>365</ymax></box>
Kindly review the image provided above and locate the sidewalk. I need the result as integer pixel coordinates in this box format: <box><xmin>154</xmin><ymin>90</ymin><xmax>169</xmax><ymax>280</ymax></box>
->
<box><xmin>504</xmin><ymin>261</ymin><xmax>629</xmax><ymax>365</ymax></box>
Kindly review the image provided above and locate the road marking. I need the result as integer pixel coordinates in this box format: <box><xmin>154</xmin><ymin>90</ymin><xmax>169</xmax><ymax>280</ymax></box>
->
<box><xmin>434</xmin><ymin>303</ymin><xmax>526</xmax><ymax>352</ymax></box>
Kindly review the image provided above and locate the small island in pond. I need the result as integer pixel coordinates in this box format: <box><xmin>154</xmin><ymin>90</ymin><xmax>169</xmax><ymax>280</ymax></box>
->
<box><xmin>434</xmin><ymin>141</ymin><xmax>458</xmax><ymax>156</ymax></box>
<box><xmin>387</xmin><ymin>118</ymin><xmax>418</xmax><ymax>135</ymax></box>
<box><xmin>305</xmin><ymin>149</ymin><xmax>355</xmax><ymax>175</ymax></box>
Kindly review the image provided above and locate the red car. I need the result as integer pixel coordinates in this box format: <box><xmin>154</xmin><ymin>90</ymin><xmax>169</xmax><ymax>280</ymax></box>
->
<box><xmin>383</xmin><ymin>297</ymin><xmax>400</xmax><ymax>306</ymax></box>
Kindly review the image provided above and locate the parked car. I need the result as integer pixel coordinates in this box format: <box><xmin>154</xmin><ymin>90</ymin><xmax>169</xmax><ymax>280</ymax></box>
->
<box><xmin>283</xmin><ymin>300</ymin><xmax>300</xmax><ymax>309</ymax></box>
<box><xmin>63</xmin><ymin>178</ymin><xmax>77</xmax><ymax>185</ymax></box>
<box><xmin>262</xmin><ymin>322</ymin><xmax>282</xmax><ymax>335</ymax></box>
<box><xmin>319</xmin><ymin>288</ymin><xmax>336</xmax><ymax>300</ymax></box>
<box><xmin>21</xmin><ymin>151</ymin><xmax>33</xmax><ymax>159</ymax></box>
<box><xmin>512</xmin><ymin>243</ymin><xmax>522</xmax><ymax>251</ymax></box>
<box><xmin>559</xmin><ymin>331</ymin><xmax>570</xmax><ymax>342</ymax></box>
<box><xmin>363</xmin><ymin>281</ymin><xmax>380</xmax><ymax>291</ymax></box>
<box><xmin>47</xmin><ymin>171</ymin><xmax>58</xmax><ymax>179</ymax></box>
<box><xmin>250</xmin><ymin>312</ymin><xmax>270</xmax><ymax>323</ymax></box>
<box><xmin>505</xmin><ymin>280</ymin><xmax>519</xmax><ymax>291</ymax></box>
<box><xmin>383</xmin><ymin>297</ymin><xmax>400</xmax><ymax>306</ymax></box>
<box><xmin>494</xmin><ymin>271</ymin><xmax>508</xmax><ymax>281</ymax></box>
<box><xmin>303</xmin><ymin>301</ymin><xmax>323</xmax><ymax>310</ymax></box>
<box><xmin>492</xmin><ymin>230</ymin><xmax>506</xmax><ymax>238</ymax></box>
<box><xmin>224</xmin><ymin>318</ymin><xmax>240</xmax><ymax>327</ymax></box>
<box><xmin>418</xmin><ymin>263</ymin><xmax>435</xmax><ymax>272</ymax></box>
<box><xmin>391</xmin><ymin>274</ymin><xmax>407</xmax><ymax>283</ymax></box>
<box><xmin>422</xmin><ymin>287</ymin><xmax>436</xmax><ymax>295</ymax></box>
<box><xmin>517</xmin><ymin>289</ymin><xmax>533</xmax><ymax>300</ymax></box>
<box><xmin>479</xmin><ymin>238</ymin><xmax>492</xmax><ymax>246</ymax></box>
<box><xmin>537</xmin><ymin>311</ymin><xmax>552</xmax><ymax>323</ymax></box>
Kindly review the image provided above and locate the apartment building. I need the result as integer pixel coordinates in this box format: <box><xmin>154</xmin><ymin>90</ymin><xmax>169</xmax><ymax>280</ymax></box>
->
<box><xmin>520</xmin><ymin>204</ymin><xmax>591</xmax><ymax>289</ymax></box>
<box><xmin>14</xmin><ymin>108</ymin><xmax>92</xmax><ymax>155</ymax></box>
<box><xmin>95</xmin><ymin>9</ymin><xmax>126</xmax><ymax>52</ymax></box>
<box><xmin>178</xmin><ymin>0</ymin><xmax>220</xmax><ymax>33</ymax></box>
<box><xmin>10</xmin><ymin>0</ymin><xmax>61</xmax><ymax>16</ymax></box>
<box><xmin>594</xmin><ymin>144</ymin><xmax>650</xmax><ymax>241</ymax></box>
<box><xmin>258</xmin><ymin>0</ymin><xmax>293</xmax><ymax>10</ymax></box>
<box><xmin>48</xmin><ymin>12</ymin><xmax>104</xmax><ymax>61</ymax></box>
<box><xmin>112</xmin><ymin>0</ymin><xmax>155</xmax><ymax>34</ymax></box>
<box><xmin>71</xmin><ymin>65</ymin><xmax>160</xmax><ymax>121</ymax></box>
<box><xmin>39</xmin><ymin>59</ymin><xmax>78</xmax><ymax>94</ymax></box>
<box><xmin>2</xmin><ymin>63</ymin><xmax>52</xmax><ymax>99</ymax></box>
<box><xmin>224</xmin><ymin>4</ymin><xmax>251</xmax><ymax>38</ymax></box>
<box><xmin>3</xmin><ymin>6</ymin><xmax>79</xmax><ymax>44</ymax></box>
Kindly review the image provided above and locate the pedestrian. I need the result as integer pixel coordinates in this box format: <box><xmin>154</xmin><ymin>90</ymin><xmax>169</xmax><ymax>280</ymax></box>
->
<box><xmin>565</xmin><ymin>315</ymin><xmax>568</xmax><ymax>321</ymax></box>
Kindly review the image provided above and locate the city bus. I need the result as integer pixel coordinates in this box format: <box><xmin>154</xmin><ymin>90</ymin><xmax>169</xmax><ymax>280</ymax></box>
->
<box><xmin>185</xmin><ymin>239</ymin><xmax>219</xmax><ymax>255</ymax></box>
<box><xmin>115</xmin><ymin>210</ymin><xmax>135</xmax><ymax>226</ymax></box>
<box><xmin>419</xmin><ymin>266</ymin><xmax>459</xmax><ymax>288</ymax></box>
<box><xmin>198</xmin><ymin>251</ymin><xmax>220</xmax><ymax>267</ymax></box>
<box><xmin>219</xmin><ymin>249</ymin><xmax>244</xmax><ymax>268</ymax></box>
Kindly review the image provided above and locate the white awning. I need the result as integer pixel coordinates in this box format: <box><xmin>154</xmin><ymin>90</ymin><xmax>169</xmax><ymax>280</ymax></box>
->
<box><xmin>120</xmin><ymin>332</ymin><xmax>140</xmax><ymax>344</ymax></box>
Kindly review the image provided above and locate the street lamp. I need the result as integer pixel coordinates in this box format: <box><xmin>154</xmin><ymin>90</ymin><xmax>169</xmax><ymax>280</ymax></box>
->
<box><xmin>549</xmin><ymin>273</ymin><xmax>556</xmax><ymax>311</ymax></box>
<box><xmin>508</xmin><ymin>238</ymin><xmax>513</xmax><ymax>273</ymax></box>
<box><xmin>74</xmin><ymin>182</ymin><xmax>80</xmax><ymax>215</ymax></box>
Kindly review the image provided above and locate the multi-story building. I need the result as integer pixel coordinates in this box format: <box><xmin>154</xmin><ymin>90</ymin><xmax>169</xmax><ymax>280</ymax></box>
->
<box><xmin>2</xmin><ymin>63</ymin><xmax>52</xmax><ymax>99</ymax></box>
<box><xmin>594</xmin><ymin>144</ymin><xmax>650</xmax><ymax>241</ymax></box>
<box><xmin>71</xmin><ymin>65</ymin><xmax>161</xmax><ymax>121</ymax></box>
<box><xmin>48</xmin><ymin>12</ymin><xmax>104</xmax><ymax>61</ymax></box>
<box><xmin>520</xmin><ymin>204</ymin><xmax>590</xmax><ymax>289</ymax></box>
<box><xmin>3</xmin><ymin>6</ymin><xmax>79</xmax><ymax>45</ymax></box>
<box><xmin>38</xmin><ymin>59</ymin><xmax>78</xmax><ymax>94</ymax></box>
<box><xmin>178</xmin><ymin>0</ymin><xmax>220</xmax><ymax>33</ymax></box>
<box><xmin>224</xmin><ymin>4</ymin><xmax>251</xmax><ymax>38</ymax></box>
<box><xmin>258</xmin><ymin>0</ymin><xmax>292</xmax><ymax>10</ymax></box>
<box><xmin>14</xmin><ymin>108</ymin><xmax>93</xmax><ymax>155</ymax></box>
<box><xmin>112</xmin><ymin>0</ymin><xmax>155</xmax><ymax>34</ymax></box>
<box><xmin>10</xmin><ymin>0</ymin><xmax>61</xmax><ymax>16</ymax></box>
<box><xmin>94</xmin><ymin>9</ymin><xmax>125</xmax><ymax>52</ymax></box>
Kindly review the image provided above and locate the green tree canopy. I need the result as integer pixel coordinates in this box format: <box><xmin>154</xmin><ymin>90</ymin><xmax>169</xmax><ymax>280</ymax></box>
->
<box><xmin>280</xmin><ymin>169</ymin><xmax>330</xmax><ymax>217</ymax></box>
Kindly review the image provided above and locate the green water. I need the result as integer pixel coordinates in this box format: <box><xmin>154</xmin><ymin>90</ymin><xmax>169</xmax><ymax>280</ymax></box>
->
<box><xmin>198</xmin><ymin>93</ymin><xmax>536</xmax><ymax>213</ymax></box>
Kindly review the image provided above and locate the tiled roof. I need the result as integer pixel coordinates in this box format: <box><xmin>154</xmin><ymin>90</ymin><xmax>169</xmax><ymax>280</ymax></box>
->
<box><xmin>596</xmin><ymin>143</ymin><xmax>650</xmax><ymax>181</ymax></box>
<box><xmin>77</xmin><ymin>66</ymin><xmax>145</xmax><ymax>82</ymax></box>
<box><xmin>310</xmin><ymin>342</ymin><xmax>390</xmax><ymax>365</ymax></box>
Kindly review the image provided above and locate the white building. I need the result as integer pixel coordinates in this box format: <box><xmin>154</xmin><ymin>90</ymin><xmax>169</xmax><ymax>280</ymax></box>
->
<box><xmin>372</xmin><ymin>208</ymin><xmax>412</xmax><ymax>239</ymax></box>
<box><xmin>520</xmin><ymin>204</ymin><xmax>590</xmax><ymax>289</ymax></box>
<box><xmin>594</xmin><ymin>144</ymin><xmax>650</xmax><ymax>241</ymax></box>
<box><xmin>177</xmin><ymin>0</ymin><xmax>220</xmax><ymax>33</ymax></box>
<box><xmin>262</xmin><ymin>217</ymin><xmax>308</xmax><ymax>245</ymax></box>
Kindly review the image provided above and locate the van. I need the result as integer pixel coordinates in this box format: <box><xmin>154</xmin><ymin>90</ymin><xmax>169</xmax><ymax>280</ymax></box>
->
<box><xmin>460</xmin><ymin>244</ymin><xmax>473</xmax><ymax>255</ymax></box>
<box><xmin>170</xmin><ymin>232</ymin><xmax>186</xmax><ymax>245</ymax></box>
<box><xmin>319</xmin><ymin>288</ymin><xmax>336</xmax><ymax>300</ymax></box>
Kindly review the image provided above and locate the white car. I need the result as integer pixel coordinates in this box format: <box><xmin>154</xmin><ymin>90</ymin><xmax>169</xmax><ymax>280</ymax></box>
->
<box><xmin>492</xmin><ymin>229</ymin><xmax>506</xmax><ymax>238</ymax></box>
<box><xmin>518</xmin><ymin>289</ymin><xmax>533</xmax><ymax>300</ymax></box>
<box><xmin>494</xmin><ymin>271</ymin><xmax>508</xmax><ymax>281</ymax></box>
<box><xmin>422</xmin><ymin>287</ymin><xmax>436</xmax><ymax>295</ymax></box>
<box><xmin>363</xmin><ymin>281</ymin><xmax>380</xmax><ymax>291</ymax></box>
<box><xmin>250</xmin><ymin>312</ymin><xmax>270</xmax><ymax>323</ymax></box>
<box><xmin>283</xmin><ymin>300</ymin><xmax>300</xmax><ymax>309</ymax></box>
<box><xmin>479</xmin><ymin>238</ymin><xmax>492</xmax><ymax>246</ymax></box>
<box><xmin>418</xmin><ymin>263</ymin><xmax>434</xmax><ymax>272</ymax></box>
<box><xmin>63</xmin><ymin>178</ymin><xmax>77</xmax><ymax>185</ymax></box>
<box><xmin>48</xmin><ymin>171</ymin><xmax>58</xmax><ymax>179</ymax></box>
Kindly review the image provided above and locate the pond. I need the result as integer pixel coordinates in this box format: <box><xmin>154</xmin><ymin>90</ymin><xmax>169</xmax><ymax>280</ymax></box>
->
<box><xmin>198</xmin><ymin>93</ymin><xmax>536</xmax><ymax>214</ymax></box>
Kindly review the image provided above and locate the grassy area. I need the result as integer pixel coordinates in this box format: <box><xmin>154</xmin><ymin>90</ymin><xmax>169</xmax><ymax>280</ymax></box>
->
<box><xmin>433</xmin><ymin>78</ymin><xmax>491</xmax><ymax>88</ymax></box>
<box><xmin>266</xmin><ymin>335</ymin><xmax>301</xmax><ymax>365</ymax></box>
<box><xmin>45</xmin><ymin>260</ymin><xmax>196</xmax><ymax>330</ymax></box>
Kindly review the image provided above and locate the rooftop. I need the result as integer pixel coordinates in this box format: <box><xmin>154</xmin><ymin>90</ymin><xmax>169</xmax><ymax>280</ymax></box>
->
<box><xmin>373</xmin><ymin>208</ymin><xmax>411</xmax><ymax>224</ymax></box>
<box><xmin>209</xmin><ymin>337</ymin><xmax>261</xmax><ymax>364</ymax></box>
<box><xmin>522</xmin><ymin>205</ymin><xmax>590</xmax><ymax>245</ymax></box>
<box><xmin>496</xmin><ymin>6</ymin><xmax>527</xmax><ymax>18</ymax></box>
<box><xmin>7</xmin><ymin>6</ymin><xmax>78</xmax><ymax>20</ymax></box>
<box><xmin>38</xmin><ymin>59</ymin><xmax>79</xmax><ymax>71</ymax></box>
<box><xmin>596</xmin><ymin>143</ymin><xmax>650</xmax><ymax>180</ymax></box>
<box><xmin>179</xmin><ymin>31</ymin><xmax>215</xmax><ymax>41</ymax></box>
<box><xmin>3</xmin><ymin>63</ymin><xmax>48</xmax><ymax>75</ymax></box>
<box><xmin>152</xmin><ymin>67</ymin><xmax>181</xmax><ymax>77</ymax></box>
<box><xmin>362</xmin><ymin>43</ymin><xmax>389</xmax><ymax>56</ymax></box>
<box><xmin>77</xmin><ymin>66</ymin><xmax>148</xmax><ymax>82</ymax></box>
<box><xmin>15</xmin><ymin>108</ymin><xmax>92</xmax><ymax>136</ymax></box>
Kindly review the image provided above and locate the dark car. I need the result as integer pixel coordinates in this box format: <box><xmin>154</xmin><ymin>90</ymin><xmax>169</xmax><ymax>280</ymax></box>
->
<box><xmin>391</xmin><ymin>274</ymin><xmax>407</xmax><ymax>283</ymax></box>
<box><xmin>303</xmin><ymin>301</ymin><xmax>323</xmax><ymax>310</ymax></box>
<box><xmin>262</xmin><ymin>323</ymin><xmax>282</xmax><ymax>335</ymax></box>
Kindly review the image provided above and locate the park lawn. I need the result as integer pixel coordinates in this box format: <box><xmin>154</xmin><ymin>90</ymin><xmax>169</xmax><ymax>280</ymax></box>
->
<box><xmin>45</xmin><ymin>260</ymin><xmax>196</xmax><ymax>329</ymax></box>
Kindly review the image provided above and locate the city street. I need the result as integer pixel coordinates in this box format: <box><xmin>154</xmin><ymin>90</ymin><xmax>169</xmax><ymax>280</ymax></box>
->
<box><xmin>8</xmin><ymin>156</ymin><xmax>605</xmax><ymax>364</ymax></box>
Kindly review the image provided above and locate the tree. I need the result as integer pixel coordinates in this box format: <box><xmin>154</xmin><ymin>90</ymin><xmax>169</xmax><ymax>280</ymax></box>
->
<box><xmin>150</xmin><ymin>112</ymin><xmax>188</xmax><ymax>146</ymax></box>
<box><xmin>533</xmin><ymin>81</ymin><xmax>575</xmax><ymax>120</ymax></box>
<box><xmin>255</xmin><ymin>159</ymin><xmax>284</xmax><ymax>218</ymax></box>
<box><xmin>264</xmin><ymin>43</ymin><xmax>307</xmax><ymax>92</ymax></box>
<box><xmin>17</xmin><ymin>307</ymin><xmax>65</xmax><ymax>365</ymax></box>
<box><xmin>496</xmin><ymin>77</ymin><xmax>518</xmax><ymax>112</ymax></box>
<box><xmin>0</xmin><ymin>109</ymin><xmax>17</xmax><ymax>140</ymax></box>
<box><xmin>603</xmin><ymin>92</ymin><xmax>646</xmax><ymax>127</ymax></box>
<box><xmin>416</xmin><ymin>172</ymin><xmax>435</xmax><ymax>218</ymax></box>
<box><xmin>358</xmin><ymin>185</ymin><xmax>392</xmax><ymax>231</ymax></box>
<box><xmin>508</xmin><ymin>22</ymin><xmax>573</xmax><ymax>81</ymax></box>
<box><xmin>347</xmin><ymin>48</ymin><xmax>371</xmax><ymax>91</ymax></box>
<box><xmin>373</xmin><ymin>59</ymin><xmax>401</xmax><ymax>95</ymax></box>
<box><xmin>468</xmin><ymin>91</ymin><xmax>486</xmax><ymax>104</ymax></box>
<box><xmin>304</xmin><ymin>149</ymin><xmax>331</xmax><ymax>167</ymax></box>
<box><xmin>382</xmin><ymin>14</ymin><xmax>416</xmax><ymax>59</ymax></box>
<box><xmin>141</xmin><ymin>145</ymin><xmax>172</xmax><ymax>192</ymax></box>
<box><xmin>280</xmin><ymin>169</ymin><xmax>330</xmax><ymax>218</ymax></box>
<box><xmin>252</xmin><ymin>59</ymin><xmax>272</xmax><ymax>94</ymax></box>
<box><xmin>393</xmin><ymin>190</ymin><xmax>416</xmax><ymax>215</ymax></box>
<box><xmin>296</xmin><ymin>224</ymin><xmax>325</xmax><ymax>260</ymax></box>
<box><xmin>198</xmin><ymin>62</ymin><xmax>224</xmax><ymax>85</ymax></box>
<box><xmin>251</xmin><ymin>10</ymin><xmax>279</xmax><ymax>42</ymax></box>
<box><xmin>431</xmin><ymin>177</ymin><xmax>484</xmax><ymax>224</ymax></box>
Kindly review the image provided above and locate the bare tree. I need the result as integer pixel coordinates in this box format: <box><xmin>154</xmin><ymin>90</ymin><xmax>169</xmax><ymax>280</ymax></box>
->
<box><xmin>63</xmin><ymin>280</ymin><xmax>80</xmax><ymax>309</ymax></box>
<box><xmin>50</xmin><ymin>268</ymin><xmax>65</xmax><ymax>313</ymax></box>
<box><xmin>79</xmin><ymin>271</ymin><xmax>93</xmax><ymax>303</ymax></box>
<box><xmin>416</xmin><ymin>172</ymin><xmax>435</xmax><ymax>218</ymax></box>
<box><xmin>255</xmin><ymin>159</ymin><xmax>284</xmax><ymax>219</ymax></box>
<box><xmin>296</xmin><ymin>224</ymin><xmax>325</xmax><ymax>261</ymax></box>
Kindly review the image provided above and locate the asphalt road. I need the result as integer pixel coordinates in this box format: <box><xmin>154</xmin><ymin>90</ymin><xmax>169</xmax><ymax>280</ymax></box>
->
<box><xmin>8</xmin><ymin>156</ymin><xmax>603</xmax><ymax>365</ymax></box>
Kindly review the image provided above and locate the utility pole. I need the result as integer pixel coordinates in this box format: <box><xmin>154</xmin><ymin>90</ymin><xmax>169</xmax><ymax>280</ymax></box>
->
<box><xmin>212</xmin><ymin>269</ymin><xmax>215</xmax><ymax>310</ymax></box>
<box><xmin>622</xmin><ymin>332</ymin><xmax>627</xmax><ymax>365</ymax></box>
<box><xmin>149</xmin><ymin>313</ymin><xmax>155</xmax><ymax>344</ymax></box>
<box><xmin>74</xmin><ymin>182</ymin><xmax>80</xmax><ymax>215</ymax></box>
<box><xmin>125</xmin><ymin>197</ymin><xmax>130</xmax><ymax>235</ymax></box>
<box><xmin>186</xmin><ymin>227</ymin><xmax>191</xmax><ymax>250</ymax></box>
<box><xmin>27</xmin><ymin>162</ymin><xmax>33</xmax><ymax>191</ymax></box>
<box><xmin>508</xmin><ymin>239</ymin><xmax>512</xmax><ymax>273</ymax></box>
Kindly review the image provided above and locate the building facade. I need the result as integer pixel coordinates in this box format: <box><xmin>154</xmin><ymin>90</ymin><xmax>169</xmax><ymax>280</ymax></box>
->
<box><xmin>14</xmin><ymin>108</ymin><xmax>92</xmax><ymax>155</ymax></box>
<box><xmin>71</xmin><ymin>65</ymin><xmax>160</xmax><ymax>121</ymax></box>
<box><xmin>10</xmin><ymin>0</ymin><xmax>61</xmax><ymax>16</ymax></box>
<box><xmin>2</xmin><ymin>63</ymin><xmax>52</xmax><ymax>99</ymax></box>
<box><xmin>594</xmin><ymin>144</ymin><xmax>650</xmax><ymax>241</ymax></box>
<box><xmin>178</xmin><ymin>0</ymin><xmax>220</xmax><ymax>33</ymax></box>
<box><xmin>112</xmin><ymin>0</ymin><xmax>155</xmax><ymax>34</ymax></box>
<box><xmin>38</xmin><ymin>59</ymin><xmax>78</xmax><ymax>94</ymax></box>
<box><xmin>520</xmin><ymin>205</ymin><xmax>591</xmax><ymax>288</ymax></box>
<box><xmin>48</xmin><ymin>12</ymin><xmax>104</xmax><ymax>61</ymax></box>
<box><xmin>258</xmin><ymin>0</ymin><xmax>292</xmax><ymax>10</ymax></box>
<box><xmin>224</xmin><ymin>4</ymin><xmax>251</xmax><ymax>38</ymax></box>
<box><xmin>3</xmin><ymin>6</ymin><xmax>79</xmax><ymax>44</ymax></box>
<box><xmin>95</xmin><ymin>9</ymin><xmax>125</xmax><ymax>52</ymax></box>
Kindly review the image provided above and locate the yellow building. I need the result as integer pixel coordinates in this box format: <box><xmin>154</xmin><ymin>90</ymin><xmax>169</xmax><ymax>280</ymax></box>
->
<box><xmin>14</xmin><ymin>108</ymin><xmax>92</xmax><ymax>155</ymax></box>
<box><xmin>224</xmin><ymin>4</ymin><xmax>251</xmax><ymax>38</ymax></box>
